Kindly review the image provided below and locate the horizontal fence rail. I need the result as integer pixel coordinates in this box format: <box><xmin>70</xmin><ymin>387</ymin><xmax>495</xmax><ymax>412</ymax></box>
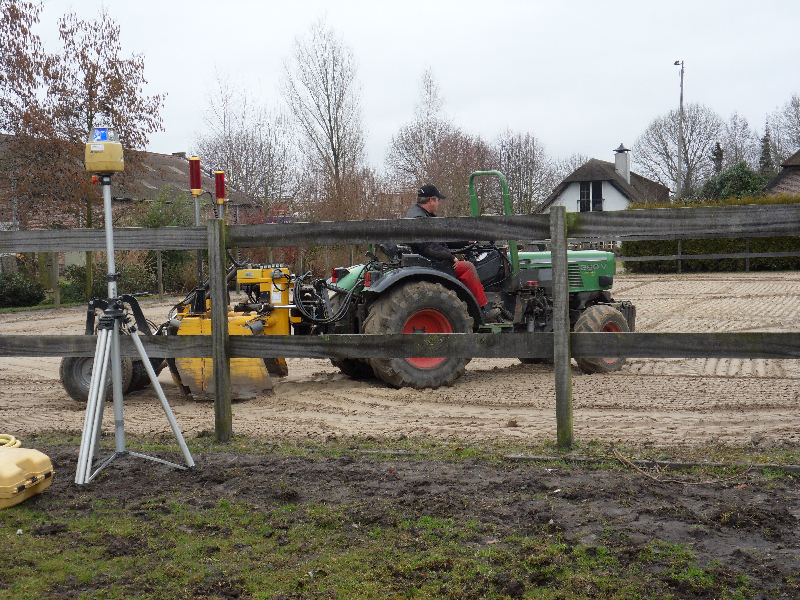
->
<box><xmin>565</xmin><ymin>204</ymin><xmax>800</xmax><ymax>242</ymax></box>
<box><xmin>0</xmin><ymin>226</ymin><xmax>208</xmax><ymax>252</ymax></box>
<box><xmin>2</xmin><ymin>204</ymin><xmax>799</xmax><ymax>253</ymax></box>
<box><xmin>621</xmin><ymin>251</ymin><xmax>800</xmax><ymax>262</ymax></box>
<box><xmin>1</xmin><ymin>332</ymin><xmax>798</xmax><ymax>360</ymax></box>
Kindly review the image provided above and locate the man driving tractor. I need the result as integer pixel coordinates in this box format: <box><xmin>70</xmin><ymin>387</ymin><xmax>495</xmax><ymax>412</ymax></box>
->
<box><xmin>405</xmin><ymin>184</ymin><xmax>503</xmax><ymax>323</ymax></box>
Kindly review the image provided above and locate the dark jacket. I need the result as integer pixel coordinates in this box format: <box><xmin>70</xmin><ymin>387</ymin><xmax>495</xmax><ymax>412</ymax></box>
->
<box><xmin>405</xmin><ymin>203</ymin><xmax>468</xmax><ymax>261</ymax></box>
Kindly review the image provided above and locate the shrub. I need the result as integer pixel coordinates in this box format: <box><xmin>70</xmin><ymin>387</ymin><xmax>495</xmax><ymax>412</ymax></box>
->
<box><xmin>698</xmin><ymin>161</ymin><xmax>771</xmax><ymax>201</ymax></box>
<box><xmin>60</xmin><ymin>260</ymin><xmax>157</xmax><ymax>302</ymax></box>
<box><xmin>0</xmin><ymin>273</ymin><xmax>46</xmax><ymax>308</ymax></box>
<box><xmin>60</xmin><ymin>263</ymin><xmax>107</xmax><ymax>303</ymax></box>
<box><xmin>123</xmin><ymin>186</ymin><xmax>196</xmax><ymax>293</ymax></box>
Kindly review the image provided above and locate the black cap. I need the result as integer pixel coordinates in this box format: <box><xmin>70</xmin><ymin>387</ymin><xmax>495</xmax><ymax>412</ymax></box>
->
<box><xmin>417</xmin><ymin>184</ymin><xmax>445</xmax><ymax>199</ymax></box>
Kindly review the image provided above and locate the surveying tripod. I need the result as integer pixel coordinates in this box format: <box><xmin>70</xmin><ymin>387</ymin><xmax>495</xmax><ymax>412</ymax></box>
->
<box><xmin>75</xmin><ymin>175</ymin><xmax>195</xmax><ymax>485</ymax></box>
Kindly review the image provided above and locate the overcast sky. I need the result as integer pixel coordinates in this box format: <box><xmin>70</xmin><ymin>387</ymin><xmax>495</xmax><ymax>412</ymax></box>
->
<box><xmin>37</xmin><ymin>0</ymin><xmax>800</xmax><ymax>170</ymax></box>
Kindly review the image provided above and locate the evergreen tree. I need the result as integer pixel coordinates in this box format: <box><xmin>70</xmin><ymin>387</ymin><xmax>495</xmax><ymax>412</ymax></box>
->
<box><xmin>711</xmin><ymin>141</ymin><xmax>724</xmax><ymax>175</ymax></box>
<box><xmin>758</xmin><ymin>125</ymin><xmax>775</xmax><ymax>177</ymax></box>
<box><xmin>699</xmin><ymin>161</ymin><xmax>769</xmax><ymax>201</ymax></box>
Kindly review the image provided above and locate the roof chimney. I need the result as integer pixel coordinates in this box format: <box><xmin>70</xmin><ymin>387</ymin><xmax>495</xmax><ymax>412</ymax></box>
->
<box><xmin>614</xmin><ymin>143</ymin><xmax>630</xmax><ymax>184</ymax></box>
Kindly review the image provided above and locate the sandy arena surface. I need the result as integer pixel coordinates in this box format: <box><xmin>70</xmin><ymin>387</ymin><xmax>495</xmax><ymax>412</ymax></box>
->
<box><xmin>1</xmin><ymin>272</ymin><xmax>798</xmax><ymax>446</ymax></box>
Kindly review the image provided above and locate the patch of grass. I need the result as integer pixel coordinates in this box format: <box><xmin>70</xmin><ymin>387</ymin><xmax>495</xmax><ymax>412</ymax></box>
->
<box><xmin>4</xmin><ymin>432</ymin><xmax>793</xmax><ymax>599</ymax></box>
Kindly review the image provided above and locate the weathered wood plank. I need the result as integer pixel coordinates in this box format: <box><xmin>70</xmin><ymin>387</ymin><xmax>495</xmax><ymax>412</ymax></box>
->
<box><xmin>550</xmin><ymin>206</ymin><xmax>573</xmax><ymax>448</ymax></box>
<box><xmin>0</xmin><ymin>335</ymin><xmax>208</xmax><ymax>357</ymax></box>
<box><xmin>568</xmin><ymin>204</ymin><xmax>800</xmax><ymax>241</ymax></box>
<box><xmin>208</xmin><ymin>219</ymin><xmax>233</xmax><ymax>442</ymax></box>
<box><xmin>1</xmin><ymin>332</ymin><xmax>798</xmax><ymax>360</ymax></box>
<box><xmin>571</xmin><ymin>332</ymin><xmax>800</xmax><ymax>359</ymax></box>
<box><xmin>0</xmin><ymin>226</ymin><xmax>207</xmax><ymax>253</ymax></box>
<box><xmin>227</xmin><ymin>215</ymin><xmax>550</xmax><ymax>248</ymax></box>
<box><xmin>621</xmin><ymin>251</ymin><xmax>800</xmax><ymax>262</ymax></box>
<box><xmin>2</xmin><ymin>205</ymin><xmax>798</xmax><ymax>254</ymax></box>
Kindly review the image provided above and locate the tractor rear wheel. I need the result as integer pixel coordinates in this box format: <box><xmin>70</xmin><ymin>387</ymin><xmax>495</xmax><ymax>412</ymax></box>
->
<box><xmin>328</xmin><ymin>292</ymin><xmax>375</xmax><ymax>379</ymax></box>
<box><xmin>59</xmin><ymin>355</ymin><xmax>133</xmax><ymax>403</ymax></box>
<box><xmin>573</xmin><ymin>304</ymin><xmax>629</xmax><ymax>374</ymax></box>
<box><xmin>520</xmin><ymin>357</ymin><xmax>553</xmax><ymax>365</ymax></box>
<box><xmin>365</xmin><ymin>281</ymin><xmax>472</xmax><ymax>389</ymax></box>
<box><xmin>127</xmin><ymin>358</ymin><xmax>167</xmax><ymax>393</ymax></box>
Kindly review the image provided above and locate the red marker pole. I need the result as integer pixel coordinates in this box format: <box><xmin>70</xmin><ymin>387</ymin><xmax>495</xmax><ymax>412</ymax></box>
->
<box><xmin>188</xmin><ymin>157</ymin><xmax>205</xmax><ymax>312</ymax></box>
<box><xmin>215</xmin><ymin>171</ymin><xmax>226</xmax><ymax>221</ymax></box>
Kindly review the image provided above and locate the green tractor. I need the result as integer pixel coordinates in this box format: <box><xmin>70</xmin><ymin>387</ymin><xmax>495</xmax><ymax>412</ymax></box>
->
<box><xmin>293</xmin><ymin>171</ymin><xmax>636</xmax><ymax>389</ymax></box>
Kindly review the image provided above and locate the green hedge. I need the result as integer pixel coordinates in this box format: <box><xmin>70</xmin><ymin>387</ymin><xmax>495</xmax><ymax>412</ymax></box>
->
<box><xmin>621</xmin><ymin>195</ymin><xmax>800</xmax><ymax>273</ymax></box>
<box><xmin>0</xmin><ymin>273</ymin><xmax>46</xmax><ymax>308</ymax></box>
<box><xmin>620</xmin><ymin>237</ymin><xmax>800</xmax><ymax>273</ymax></box>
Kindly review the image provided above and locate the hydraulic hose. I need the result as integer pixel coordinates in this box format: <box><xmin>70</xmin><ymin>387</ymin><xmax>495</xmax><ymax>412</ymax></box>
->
<box><xmin>0</xmin><ymin>434</ymin><xmax>22</xmax><ymax>448</ymax></box>
<box><xmin>292</xmin><ymin>272</ymin><xmax>363</xmax><ymax>325</ymax></box>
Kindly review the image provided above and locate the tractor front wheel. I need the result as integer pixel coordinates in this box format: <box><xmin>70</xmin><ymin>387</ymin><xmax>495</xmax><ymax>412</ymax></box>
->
<box><xmin>59</xmin><ymin>355</ymin><xmax>133</xmax><ymax>403</ymax></box>
<box><xmin>365</xmin><ymin>281</ymin><xmax>472</xmax><ymax>389</ymax></box>
<box><xmin>573</xmin><ymin>304</ymin><xmax>629</xmax><ymax>374</ymax></box>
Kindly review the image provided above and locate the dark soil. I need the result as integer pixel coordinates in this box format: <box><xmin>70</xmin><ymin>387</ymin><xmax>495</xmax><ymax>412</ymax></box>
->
<box><xmin>18</xmin><ymin>444</ymin><xmax>800</xmax><ymax>599</ymax></box>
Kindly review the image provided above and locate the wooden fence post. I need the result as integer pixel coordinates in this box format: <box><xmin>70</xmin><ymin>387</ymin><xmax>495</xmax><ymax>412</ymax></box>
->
<box><xmin>745</xmin><ymin>238</ymin><xmax>750</xmax><ymax>272</ymax></box>
<box><xmin>550</xmin><ymin>206</ymin><xmax>573</xmax><ymax>448</ymax></box>
<box><xmin>208</xmin><ymin>219</ymin><xmax>232</xmax><ymax>442</ymax></box>
<box><xmin>52</xmin><ymin>252</ymin><xmax>60</xmax><ymax>309</ymax></box>
<box><xmin>156</xmin><ymin>250</ymin><xmax>164</xmax><ymax>300</ymax></box>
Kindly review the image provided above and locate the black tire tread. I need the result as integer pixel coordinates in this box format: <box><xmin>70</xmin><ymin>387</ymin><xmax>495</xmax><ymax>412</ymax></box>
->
<box><xmin>59</xmin><ymin>355</ymin><xmax>133</xmax><ymax>403</ymax></box>
<box><xmin>365</xmin><ymin>281</ymin><xmax>472</xmax><ymax>389</ymax></box>
<box><xmin>573</xmin><ymin>304</ymin><xmax>629</xmax><ymax>374</ymax></box>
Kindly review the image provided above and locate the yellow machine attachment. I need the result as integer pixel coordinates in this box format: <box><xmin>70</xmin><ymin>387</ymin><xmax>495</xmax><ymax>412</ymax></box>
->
<box><xmin>169</xmin><ymin>266</ymin><xmax>299</xmax><ymax>401</ymax></box>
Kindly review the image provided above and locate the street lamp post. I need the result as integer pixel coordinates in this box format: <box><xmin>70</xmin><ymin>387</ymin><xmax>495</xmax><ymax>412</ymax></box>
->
<box><xmin>674</xmin><ymin>60</ymin><xmax>684</xmax><ymax>199</ymax></box>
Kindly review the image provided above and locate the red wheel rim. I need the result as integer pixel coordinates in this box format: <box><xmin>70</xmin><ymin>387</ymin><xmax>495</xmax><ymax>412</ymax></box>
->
<box><xmin>402</xmin><ymin>309</ymin><xmax>453</xmax><ymax>369</ymax></box>
<box><xmin>601</xmin><ymin>321</ymin><xmax>623</xmax><ymax>364</ymax></box>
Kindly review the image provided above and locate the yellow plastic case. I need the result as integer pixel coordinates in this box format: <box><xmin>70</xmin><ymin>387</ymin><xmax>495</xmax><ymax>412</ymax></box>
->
<box><xmin>0</xmin><ymin>447</ymin><xmax>54</xmax><ymax>509</ymax></box>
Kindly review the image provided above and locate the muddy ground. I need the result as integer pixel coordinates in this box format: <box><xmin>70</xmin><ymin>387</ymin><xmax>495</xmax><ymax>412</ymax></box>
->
<box><xmin>17</xmin><ymin>442</ymin><xmax>800</xmax><ymax>599</ymax></box>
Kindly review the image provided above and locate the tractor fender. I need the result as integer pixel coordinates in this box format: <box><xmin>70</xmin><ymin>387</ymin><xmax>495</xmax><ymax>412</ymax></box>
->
<box><xmin>363</xmin><ymin>267</ymin><xmax>483</xmax><ymax>327</ymax></box>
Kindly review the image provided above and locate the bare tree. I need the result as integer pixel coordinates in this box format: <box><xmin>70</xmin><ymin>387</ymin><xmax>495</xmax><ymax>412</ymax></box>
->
<box><xmin>768</xmin><ymin>93</ymin><xmax>800</xmax><ymax>162</ymax></box>
<box><xmin>496</xmin><ymin>129</ymin><xmax>557</xmax><ymax>214</ymax></box>
<box><xmin>431</xmin><ymin>130</ymin><xmax>498</xmax><ymax>216</ymax></box>
<box><xmin>721</xmin><ymin>112</ymin><xmax>759</xmax><ymax>170</ymax></box>
<box><xmin>633</xmin><ymin>103</ymin><xmax>723</xmax><ymax>195</ymax></box>
<box><xmin>384</xmin><ymin>69</ymin><xmax>500</xmax><ymax>216</ymax></box>
<box><xmin>553</xmin><ymin>153</ymin><xmax>590</xmax><ymax>180</ymax></box>
<box><xmin>385</xmin><ymin>68</ymin><xmax>455</xmax><ymax>189</ymax></box>
<box><xmin>282</xmin><ymin>20</ymin><xmax>365</xmax><ymax>220</ymax></box>
<box><xmin>194</xmin><ymin>74</ymin><xmax>298</xmax><ymax>213</ymax></box>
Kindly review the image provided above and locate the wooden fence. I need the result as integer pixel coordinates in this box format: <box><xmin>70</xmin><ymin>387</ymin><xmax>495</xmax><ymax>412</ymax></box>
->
<box><xmin>619</xmin><ymin>238</ymin><xmax>800</xmax><ymax>273</ymax></box>
<box><xmin>1</xmin><ymin>204</ymin><xmax>799</xmax><ymax>445</ymax></box>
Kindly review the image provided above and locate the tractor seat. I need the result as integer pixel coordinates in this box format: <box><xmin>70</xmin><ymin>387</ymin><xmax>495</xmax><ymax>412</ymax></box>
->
<box><xmin>379</xmin><ymin>243</ymin><xmax>412</xmax><ymax>261</ymax></box>
<box><xmin>400</xmin><ymin>253</ymin><xmax>453</xmax><ymax>273</ymax></box>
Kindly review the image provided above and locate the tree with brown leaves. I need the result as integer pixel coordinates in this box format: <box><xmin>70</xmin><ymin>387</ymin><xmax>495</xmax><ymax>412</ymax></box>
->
<box><xmin>0</xmin><ymin>3</ymin><xmax>164</xmax><ymax>296</ymax></box>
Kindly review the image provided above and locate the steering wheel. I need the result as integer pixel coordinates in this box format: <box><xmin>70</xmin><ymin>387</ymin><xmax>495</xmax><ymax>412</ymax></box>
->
<box><xmin>453</xmin><ymin>242</ymin><xmax>481</xmax><ymax>261</ymax></box>
<box><xmin>453</xmin><ymin>242</ymin><xmax>480</xmax><ymax>254</ymax></box>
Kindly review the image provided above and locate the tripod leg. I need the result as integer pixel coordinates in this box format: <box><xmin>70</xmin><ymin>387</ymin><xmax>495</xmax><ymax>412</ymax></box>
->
<box><xmin>110</xmin><ymin>319</ymin><xmax>126</xmax><ymax>453</ymax></box>
<box><xmin>85</xmin><ymin>334</ymin><xmax>112</xmax><ymax>479</ymax></box>
<box><xmin>130</xmin><ymin>333</ymin><xmax>195</xmax><ymax>468</ymax></box>
<box><xmin>75</xmin><ymin>328</ymin><xmax>112</xmax><ymax>484</ymax></box>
